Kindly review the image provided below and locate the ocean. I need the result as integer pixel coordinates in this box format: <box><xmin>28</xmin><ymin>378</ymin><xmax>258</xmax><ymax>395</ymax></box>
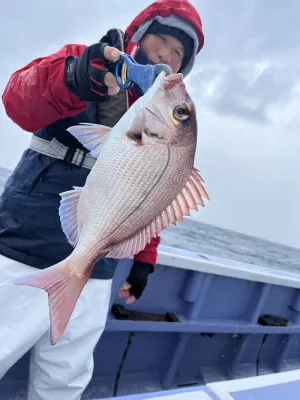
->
<box><xmin>161</xmin><ymin>218</ymin><xmax>300</xmax><ymax>274</ymax></box>
<box><xmin>1</xmin><ymin>166</ymin><xmax>300</xmax><ymax>274</ymax></box>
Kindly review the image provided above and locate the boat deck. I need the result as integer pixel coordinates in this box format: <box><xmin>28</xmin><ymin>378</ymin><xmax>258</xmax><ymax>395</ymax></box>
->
<box><xmin>107</xmin><ymin>369</ymin><xmax>300</xmax><ymax>400</ymax></box>
<box><xmin>2</xmin><ymin>245</ymin><xmax>300</xmax><ymax>398</ymax></box>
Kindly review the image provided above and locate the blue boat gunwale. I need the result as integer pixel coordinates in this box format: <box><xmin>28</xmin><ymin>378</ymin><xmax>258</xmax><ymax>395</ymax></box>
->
<box><xmin>157</xmin><ymin>244</ymin><xmax>300</xmax><ymax>289</ymax></box>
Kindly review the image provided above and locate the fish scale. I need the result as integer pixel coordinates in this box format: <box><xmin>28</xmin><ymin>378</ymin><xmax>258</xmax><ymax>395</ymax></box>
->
<box><xmin>80</xmin><ymin>143</ymin><xmax>169</xmax><ymax>243</ymax></box>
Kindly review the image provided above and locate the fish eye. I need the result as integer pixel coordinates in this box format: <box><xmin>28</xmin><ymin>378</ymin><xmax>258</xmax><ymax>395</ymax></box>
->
<box><xmin>173</xmin><ymin>104</ymin><xmax>190</xmax><ymax>121</ymax></box>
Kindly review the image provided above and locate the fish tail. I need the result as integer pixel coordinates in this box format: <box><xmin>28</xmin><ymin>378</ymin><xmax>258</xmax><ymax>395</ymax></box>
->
<box><xmin>7</xmin><ymin>257</ymin><xmax>93</xmax><ymax>345</ymax></box>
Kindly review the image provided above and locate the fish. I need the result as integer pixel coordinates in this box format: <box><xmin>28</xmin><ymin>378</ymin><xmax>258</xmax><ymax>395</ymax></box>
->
<box><xmin>4</xmin><ymin>71</ymin><xmax>209</xmax><ymax>345</ymax></box>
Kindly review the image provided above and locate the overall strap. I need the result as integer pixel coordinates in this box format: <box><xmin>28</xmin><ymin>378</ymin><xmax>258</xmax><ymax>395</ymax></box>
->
<box><xmin>29</xmin><ymin>136</ymin><xmax>96</xmax><ymax>170</ymax></box>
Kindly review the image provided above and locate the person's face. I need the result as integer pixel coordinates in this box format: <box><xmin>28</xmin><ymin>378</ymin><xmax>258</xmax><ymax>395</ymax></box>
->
<box><xmin>139</xmin><ymin>33</ymin><xmax>184</xmax><ymax>73</ymax></box>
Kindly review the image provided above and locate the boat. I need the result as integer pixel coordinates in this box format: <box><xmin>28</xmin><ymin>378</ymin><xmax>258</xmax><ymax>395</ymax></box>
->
<box><xmin>1</xmin><ymin>244</ymin><xmax>300</xmax><ymax>399</ymax></box>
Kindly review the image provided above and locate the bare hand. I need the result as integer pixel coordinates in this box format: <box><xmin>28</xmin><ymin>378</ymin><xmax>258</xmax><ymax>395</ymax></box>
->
<box><xmin>103</xmin><ymin>46</ymin><xmax>121</xmax><ymax>95</ymax></box>
<box><xmin>119</xmin><ymin>281</ymin><xmax>136</xmax><ymax>304</ymax></box>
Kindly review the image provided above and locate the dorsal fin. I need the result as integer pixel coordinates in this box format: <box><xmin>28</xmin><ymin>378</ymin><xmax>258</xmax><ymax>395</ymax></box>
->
<box><xmin>106</xmin><ymin>168</ymin><xmax>209</xmax><ymax>259</ymax></box>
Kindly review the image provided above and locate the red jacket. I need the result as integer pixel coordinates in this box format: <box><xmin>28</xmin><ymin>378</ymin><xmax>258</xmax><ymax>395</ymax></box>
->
<box><xmin>1</xmin><ymin>0</ymin><xmax>204</xmax><ymax>266</ymax></box>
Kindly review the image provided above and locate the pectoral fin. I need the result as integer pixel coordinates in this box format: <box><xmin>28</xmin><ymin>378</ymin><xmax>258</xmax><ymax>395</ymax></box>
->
<box><xmin>67</xmin><ymin>123</ymin><xmax>112</xmax><ymax>158</ymax></box>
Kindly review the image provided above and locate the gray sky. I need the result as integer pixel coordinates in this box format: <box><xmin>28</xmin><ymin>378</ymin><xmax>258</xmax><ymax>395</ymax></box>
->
<box><xmin>0</xmin><ymin>0</ymin><xmax>299</xmax><ymax>248</ymax></box>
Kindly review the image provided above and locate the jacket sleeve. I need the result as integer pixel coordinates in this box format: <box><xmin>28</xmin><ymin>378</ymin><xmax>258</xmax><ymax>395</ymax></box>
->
<box><xmin>2</xmin><ymin>44</ymin><xmax>88</xmax><ymax>133</ymax></box>
<box><xmin>133</xmin><ymin>235</ymin><xmax>161</xmax><ymax>266</ymax></box>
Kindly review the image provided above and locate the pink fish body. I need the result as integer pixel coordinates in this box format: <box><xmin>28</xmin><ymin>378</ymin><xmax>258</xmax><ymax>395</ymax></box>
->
<box><xmin>7</xmin><ymin>72</ymin><xmax>209</xmax><ymax>345</ymax></box>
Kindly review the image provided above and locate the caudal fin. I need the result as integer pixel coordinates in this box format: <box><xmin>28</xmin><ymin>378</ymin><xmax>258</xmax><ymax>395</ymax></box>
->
<box><xmin>8</xmin><ymin>258</ymin><xmax>93</xmax><ymax>345</ymax></box>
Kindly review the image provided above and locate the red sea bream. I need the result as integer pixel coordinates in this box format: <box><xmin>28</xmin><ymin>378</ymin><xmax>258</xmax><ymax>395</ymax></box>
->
<box><xmin>6</xmin><ymin>71</ymin><xmax>209</xmax><ymax>344</ymax></box>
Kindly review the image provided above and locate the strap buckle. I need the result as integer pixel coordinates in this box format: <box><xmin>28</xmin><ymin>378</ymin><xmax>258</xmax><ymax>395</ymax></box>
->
<box><xmin>64</xmin><ymin>147</ymin><xmax>87</xmax><ymax>167</ymax></box>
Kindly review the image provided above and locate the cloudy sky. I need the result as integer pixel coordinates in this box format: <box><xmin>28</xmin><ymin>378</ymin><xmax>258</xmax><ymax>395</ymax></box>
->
<box><xmin>0</xmin><ymin>0</ymin><xmax>299</xmax><ymax>249</ymax></box>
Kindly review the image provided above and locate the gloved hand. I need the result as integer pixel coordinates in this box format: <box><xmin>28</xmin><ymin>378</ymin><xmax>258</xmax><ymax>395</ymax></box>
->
<box><xmin>119</xmin><ymin>261</ymin><xmax>154</xmax><ymax>304</ymax></box>
<box><xmin>64</xmin><ymin>42</ymin><xmax>121</xmax><ymax>101</ymax></box>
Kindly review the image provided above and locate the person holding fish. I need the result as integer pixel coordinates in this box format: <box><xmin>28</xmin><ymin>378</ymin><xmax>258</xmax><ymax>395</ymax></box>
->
<box><xmin>0</xmin><ymin>0</ymin><xmax>205</xmax><ymax>398</ymax></box>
